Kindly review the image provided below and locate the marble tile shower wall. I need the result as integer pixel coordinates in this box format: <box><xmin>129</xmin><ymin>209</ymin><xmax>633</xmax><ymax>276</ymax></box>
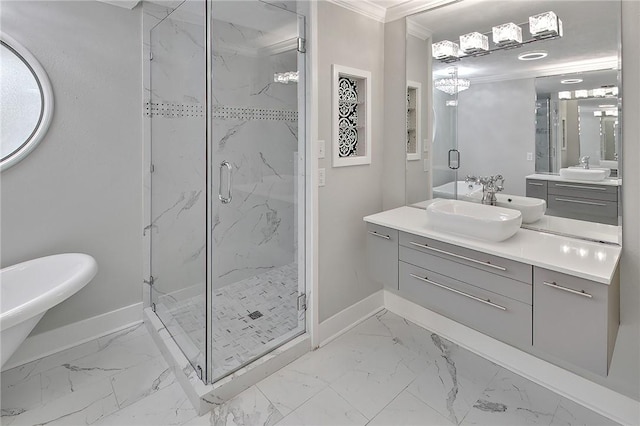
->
<box><xmin>211</xmin><ymin>18</ymin><xmax>299</xmax><ymax>289</ymax></box>
<box><xmin>144</xmin><ymin>9</ymin><xmax>300</xmax><ymax>303</ymax></box>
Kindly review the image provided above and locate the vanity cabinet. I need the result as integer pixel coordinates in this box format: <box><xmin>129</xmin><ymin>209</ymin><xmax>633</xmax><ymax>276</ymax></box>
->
<box><xmin>363</xmin><ymin>206</ymin><xmax>621</xmax><ymax>376</ymax></box>
<box><xmin>526</xmin><ymin>178</ymin><xmax>619</xmax><ymax>225</ymax></box>
<box><xmin>526</xmin><ymin>178</ymin><xmax>548</xmax><ymax>200</ymax></box>
<box><xmin>365</xmin><ymin>223</ymin><xmax>398</xmax><ymax>290</ymax></box>
<box><xmin>533</xmin><ymin>267</ymin><xmax>620</xmax><ymax>376</ymax></box>
<box><xmin>398</xmin><ymin>236</ymin><xmax>533</xmax><ymax>348</ymax></box>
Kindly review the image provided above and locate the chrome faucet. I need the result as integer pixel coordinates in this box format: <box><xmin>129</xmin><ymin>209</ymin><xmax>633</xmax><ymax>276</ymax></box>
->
<box><xmin>579</xmin><ymin>155</ymin><xmax>590</xmax><ymax>169</ymax></box>
<box><xmin>465</xmin><ymin>174</ymin><xmax>505</xmax><ymax>206</ymax></box>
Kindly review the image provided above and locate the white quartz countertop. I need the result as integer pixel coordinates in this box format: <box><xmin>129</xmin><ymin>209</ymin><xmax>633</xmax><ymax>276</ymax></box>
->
<box><xmin>526</xmin><ymin>173</ymin><xmax>621</xmax><ymax>186</ymax></box>
<box><xmin>364</xmin><ymin>206</ymin><xmax>621</xmax><ymax>285</ymax></box>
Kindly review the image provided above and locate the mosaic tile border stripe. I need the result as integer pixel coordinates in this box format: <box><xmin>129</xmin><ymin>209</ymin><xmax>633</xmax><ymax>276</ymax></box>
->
<box><xmin>145</xmin><ymin>102</ymin><xmax>205</xmax><ymax>118</ymax></box>
<box><xmin>213</xmin><ymin>105</ymin><xmax>298</xmax><ymax>122</ymax></box>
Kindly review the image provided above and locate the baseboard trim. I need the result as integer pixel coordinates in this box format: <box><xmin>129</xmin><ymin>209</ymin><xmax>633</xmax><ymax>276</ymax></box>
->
<box><xmin>384</xmin><ymin>290</ymin><xmax>638</xmax><ymax>426</ymax></box>
<box><xmin>2</xmin><ymin>302</ymin><xmax>143</xmax><ymax>371</ymax></box>
<box><xmin>318</xmin><ymin>289</ymin><xmax>384</xmax><ymax>347</ymax></box>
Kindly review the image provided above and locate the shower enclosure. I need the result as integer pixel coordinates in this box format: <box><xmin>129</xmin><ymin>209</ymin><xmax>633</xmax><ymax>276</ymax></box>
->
<box><xmin>148</xmin><ymin>0</ymin><xmax>306</xmax><ymax>385</ymax></box>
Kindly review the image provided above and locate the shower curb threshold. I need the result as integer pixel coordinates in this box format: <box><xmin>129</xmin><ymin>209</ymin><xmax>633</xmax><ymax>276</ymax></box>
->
<box><xmin>144</xmin><ymin>307</ymin><xmax>311</xmax><ymax>415</ymax></box>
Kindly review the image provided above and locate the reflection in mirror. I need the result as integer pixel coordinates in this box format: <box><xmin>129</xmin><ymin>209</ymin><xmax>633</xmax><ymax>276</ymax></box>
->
<box><xmin>406</xmin><ymin>0</ymin><xmax>622</xmax><ymax>244</ymax></box>
<box><xmin>0</xmin><ymin>33</ymin><xmax>54</xmax><ymax>171</ymax></box>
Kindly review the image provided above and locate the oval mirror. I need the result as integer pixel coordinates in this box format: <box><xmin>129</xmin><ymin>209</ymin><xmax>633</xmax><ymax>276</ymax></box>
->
<box><xmin>0</xmin><ymin>33</ymin><xmax>54</xmax><ymax>171</ymax></box>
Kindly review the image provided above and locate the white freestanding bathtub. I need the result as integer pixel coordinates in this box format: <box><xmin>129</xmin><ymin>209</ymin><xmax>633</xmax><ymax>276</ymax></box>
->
<box><xmin>0</xmin><ymin>253</ymin><xmax>97</xmax><ymax>368</ymax></box>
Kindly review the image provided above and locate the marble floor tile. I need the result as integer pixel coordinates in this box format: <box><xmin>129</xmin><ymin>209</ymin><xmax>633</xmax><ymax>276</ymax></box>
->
<box><xmin>186</xmin><ymin>385</ymin><xmax>284</xmax><ymax>426</ymax></box>
<box><xmin>110</xmin><ymin>356</ymin><xmax>175</xmax><ymax>409</ymax></box>
<box><xmin>275</xmin><ymin>387</ymin><xmax>368</xmax><ymax>426</ymax></box>
<box><xmin>550</xmin><ymin>397</ymin><xmax>621</xmax><ymax>426</ymax></box>
<box><xmin>367</xmin><ymin>390</ymin><xmax>456</xmax><ymax>426</ymax></box>
<box><xmin>6</xmin><ymin>378</ymin><xmax>118</xmax><ymax>426</ymax></box>
<box><xmin>0</xmin><ymin>369</ymin><xmax>42</xmax><ymax>416</ymax></box>
<box><xmin>1</xmin><ymin>340</ymin><xmax>100</xmax><ymax>389</ymax></box>
<box><xmin>40</xmin><ymin>330</ymin><xmax>162</xmax><ymax>404</ymax></box>
<box><xmin>460</xmin><ymin>368</ymin><xmax>561</xmax><ymax>425</ymax></box>
<box><xmin>256</xmin><ymin>362</ymin><xmax>329</xmax><ymax>416</ymax></box>
<box><xmin>330</xmin><ymin>340</ymin><xmax>419</xmax><ymax>420</ymax></box>
<box><xmin>95</xmin><ymin>382</ymin><xmax>198</xmax><ymax>425</ymax></box>
<box><xmin>407</xmin><ymin>333</ymin><xmax>500</xmax><ymax>425</ymax></box>
<box><xmin>97</xmin><ymin>322</ymin><xmax>149</xmax><ymax>349</ymax></box>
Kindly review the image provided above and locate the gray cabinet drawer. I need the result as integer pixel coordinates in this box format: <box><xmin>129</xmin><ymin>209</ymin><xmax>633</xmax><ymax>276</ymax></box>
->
<box><xmin>400</xmin><ymin>246</ymin><xmax>532</xmax><ymax>304</ymax></box>
<box><xmin>401</xmin><ymin>262</ymin><xmax>532</xmax><ymax>349</ymax></box>
<box><xmin>547</xmin><ymin>196</ymin><xmax>618</xmax><ymax>225</ymax></box>
<box><xmin>547</xmin><ymin>181</ymin><xmax>618</xmax><ymax>201</ymax></box>
<box><xmin>399</xmin><ymin>232</ymin><xmax>531</xmax><ymax>284</ymax></box>
<box><xmin>526</xmin><ymin>179</ymin><xmax>547</xmax><ymax>200</ymax></box>
<box><xmin>533</xmin><ymin>267</ymin><xmax>619</xmax><ymax>376</ymax></box>
<box><xmin>366</xmin><ymin>223</ymin><xmax>399</xmax><ymax>290</ymax></box>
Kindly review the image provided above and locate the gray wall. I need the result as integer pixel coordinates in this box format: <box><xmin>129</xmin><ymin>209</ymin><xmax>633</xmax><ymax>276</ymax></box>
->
<box><xmin>0</xmin><ymin>1</ymin><xmax>142</xmax><ymax>333</ymax></box>
<box><xmin>405</xmin><ymin>33</ymin><xmax>431</xmax><ymax>205</ymax></box>
<box><xmin>317</xmin><ymin>2</ymin><xmax>385</xmax><ymax>322</ymax></box>
<box><xmin>457</xmin><ymin>79</ymin><xmax>536</xmax><ymax>196</ymax></box>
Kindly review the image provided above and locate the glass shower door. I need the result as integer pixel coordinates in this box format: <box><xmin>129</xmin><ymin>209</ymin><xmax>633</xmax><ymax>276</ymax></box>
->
<box><xmin>208</xmin><ymin>1</ymin><xmax>306</xmax><ymax>382</ymax></box>
<box><xmin>149</xmin><ymin>1</ymin><xmax>207</xmax><ymax>373</ymax></box>
<box><xmin>432</xmin><ymin>66</ymin><xmax>460</xmax><ymax>199</ymax></box>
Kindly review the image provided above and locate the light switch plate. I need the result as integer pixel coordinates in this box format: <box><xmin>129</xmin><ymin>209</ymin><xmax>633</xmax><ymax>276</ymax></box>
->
<box><xmin>318</xmin><ymin>168</ymin><xmax>326</xmax><ymax>186</ymax></box>
<box><xmin>318</xmin><ymin>140</ymin><xmax>325</xmax><ymax>159</ymax></box>
<box><xmin>527</xmin><ymin>152</ymin><xmax>533</xmax><ymax>161</ymax></box>
<box><xmin>423</xmin><ymin>159</ymin><xmax>430</xmax><ymax>172</ymax></box>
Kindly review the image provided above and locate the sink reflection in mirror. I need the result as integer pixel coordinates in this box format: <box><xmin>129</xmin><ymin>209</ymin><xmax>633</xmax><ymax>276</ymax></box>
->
<box><xmin>405</xmin><ymin>0</ymin><xmax>622</xmax><ymax>245</ymax></box>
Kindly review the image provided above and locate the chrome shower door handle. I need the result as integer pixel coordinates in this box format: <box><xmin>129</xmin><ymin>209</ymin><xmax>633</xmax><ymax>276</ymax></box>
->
<box><xmin>219</xmin><ymin>161</ymin><xmax>232</xmax><ymax>204</ymax></box>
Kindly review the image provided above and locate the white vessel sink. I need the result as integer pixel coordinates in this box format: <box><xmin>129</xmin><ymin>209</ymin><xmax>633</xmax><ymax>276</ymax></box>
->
<box><xmin>599</xmin><ymin>160</ymin><xmax>618</xmax><ymax>169</ymax></box>
<box><xmin>426</xmin><ymin>199</ymin><xmax>522</xmax><ymax>242</ymax></box>
<box><xmin>467</xmin><ymin>193</ymin><xmax>546</xmax><ymax>224</ymax></box>
<box><xmin>568</xmin><ymin>166</ymin><xmax>611</xmax><ymax>178</ymax></box>
<box><xmin>559</xmin><ymin>168</ymin><xmax>607</xmax><ymax>181</ymax></box>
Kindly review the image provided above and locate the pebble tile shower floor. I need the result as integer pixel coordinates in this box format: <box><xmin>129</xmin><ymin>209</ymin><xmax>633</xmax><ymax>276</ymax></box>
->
<box><xmin>1</xmin><ymin>310</ymin><xmax>620</xmax><ymax>425</ymax></box>
<box><xmin>159</xmin><ymin>262</ymin><xmax>301</xmax><ymax>380</ymax></box>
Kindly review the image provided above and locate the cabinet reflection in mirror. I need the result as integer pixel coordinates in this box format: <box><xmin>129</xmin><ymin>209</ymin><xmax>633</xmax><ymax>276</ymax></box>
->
<box><xmin>406</xmin><ymin>0</ymin><xmax>622</xmax><ymax>244</ymax></box>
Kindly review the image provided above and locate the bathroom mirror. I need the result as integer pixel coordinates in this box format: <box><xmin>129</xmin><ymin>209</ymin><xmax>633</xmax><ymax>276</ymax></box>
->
<box><xmin>0</xmin><ymin>32</ymin><xmax>54</xmax><ymax>171</ymax></box>
<box><xmin>406</xmin><ymin>0</ymin><xmax>622</xmax><ymax>244</ymax></box>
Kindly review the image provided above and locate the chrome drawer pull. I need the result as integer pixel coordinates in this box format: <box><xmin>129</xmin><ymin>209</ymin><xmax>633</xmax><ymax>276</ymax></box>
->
<box><xmin>554</xmin><ymin>198</ymin><xmax>607</xmax><ymax>207</ymax></box>
<box><xmin>543</xmin><ymin>281</ymin><xmax>592</xmax><ymax>298</ymax></box>
<box><xmin>410</xmin><ymin>273</ymin><xmax>507</xmax><ymax>311</ymax></box>
<box><xmin>408</xmin><ymin>242</ymin><xmax>507</xmax><ymax>271</ymax></box>
<box><xmin>528</xmin><ymin>182</ymin><xmax>544</xmax><ymax>186</ymax></box>
<box><xmin>368</xmin><ymin>231</ymin><xmax>391</xmax><ymax>240</ymax></box>
<box><xmin>554</xmin><ymin>183</ymin><xmax>607</xmax><ymax>191</ymax></box>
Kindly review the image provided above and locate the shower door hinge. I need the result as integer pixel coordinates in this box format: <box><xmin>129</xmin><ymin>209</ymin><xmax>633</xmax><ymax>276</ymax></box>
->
<box><xmin>196</xmin><ymin>365</ymin><xmax>203</xmax><ymax>381</ymax></box>
<box><xmin>150</xmin><ymin>164</ymin><xmax>155</xmax><ymax>173</ymax></box>
<box><xmin>151</xmin><ymin>303</ymin><xmax>157</xmax><ymax>313</ymax></box>
<box><xmin>297</xmin><ymin>37</ymin><xmax>306</xmax><ymax>53</ymax></box>
<box><xmin>297</xmin><ymin>293</ymin><xmax>307</xmax><ymax>311</ymax></box>
<box><xmin>149</xmin><ymin>51</ymin><xmax>153</xmax><ymax>61</ymax></box>
<box><xmin>144</xmin><ymin>275</ymin><xmax>155</xmax><ymax>287</ymax></box>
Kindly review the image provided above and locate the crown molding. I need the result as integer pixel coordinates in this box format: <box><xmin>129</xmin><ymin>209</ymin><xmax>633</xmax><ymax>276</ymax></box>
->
<box><xmin>385</xmin><ymin>0</ymin><xmax>459</xmax><ymax>23</ymax></box>
<box><xmin>407</xmin><ymin>20</ymin><xmax>431</xmax><ymax>40</ymax></box>
<box><xmin>96</xmin><ymin>0</ymin><xmax>140</xmax><ymax>9</ymax></box>
<box><xmin>326</xmin><ymin>0</ymin><xmax>387</xmax><ymax>22</ymax></box>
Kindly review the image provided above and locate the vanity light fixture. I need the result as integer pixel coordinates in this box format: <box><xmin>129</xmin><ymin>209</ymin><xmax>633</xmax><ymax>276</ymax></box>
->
<box><xmin>529</xmin><ymin>11</ymin><xmax>563</xmax><ymax>39</ymax></box>
<box><xmin>432</xmin><ymin>40</ymin><xmax>461</xmax><ymax>61</ymax></box>
<box><xmin>492</xmin><ymin>22</ymin><xmax>522</xmax><ymax>46</ymax></box>
<box><xmin>558</xmin><ymin>91</ymin><xmax>572</xmax><ymax>100</ymax></box>
<box><xmin>574</xmin><ymin>90</ymin><xmax>589</xmax><ymax>98</ymax></box>
<box><xmin>460</xmin><ymin>32</ymin><xmax>489</xmax><ymax>54</ymax></box>
<box><xmin>434</xmin><ymin>77</ymin><xmax>470</xmax><ymax>95</ymax></box>
<box><xmin>599</xmin><ymin>104</ymin><xmax>616</xmax><ymax>108</ymax></box>
<box><xmin>560</xmin><ymin>78</ymin><xmax>583</xmax><ymax>84</ymax></box>
<box><xmin>517</xmin><ymin>50</ymin><xmax>548</xmax><ymax>61</ymax></box>
<box><xmin>273</xmin><ymin>71</ymin><xmax>298</xmax><ymax>84</ymax></box>
<box><xmin>591</xmin><ymin>88</ymin><xmax>607</xmax><ymax>97</ymax></box>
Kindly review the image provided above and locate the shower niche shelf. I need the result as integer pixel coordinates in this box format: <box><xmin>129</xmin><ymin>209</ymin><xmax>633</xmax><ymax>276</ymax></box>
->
<box><xmin>332</xmin><ymin>64</ymin><xmax>371</xmax><ymax>167</ymax></box>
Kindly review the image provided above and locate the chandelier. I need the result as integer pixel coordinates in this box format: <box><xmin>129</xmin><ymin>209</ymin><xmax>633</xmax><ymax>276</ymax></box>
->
<box><xmin>434</xmin><ymin>78</ymin><xmax>470</xmax><ymax>95</ymax></box>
